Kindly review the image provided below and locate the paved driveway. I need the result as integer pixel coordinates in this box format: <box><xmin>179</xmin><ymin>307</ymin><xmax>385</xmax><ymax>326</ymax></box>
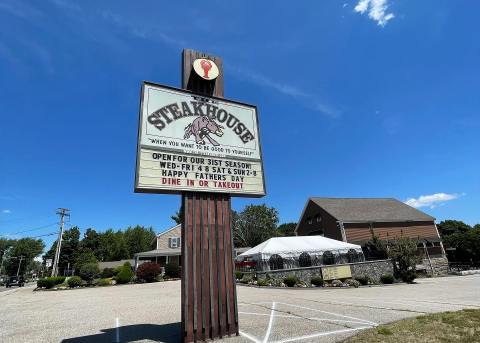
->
<box><xmin>0</xmin><ymin>275</ymin><xmax>479</xmax><ymax>343</ymax></box>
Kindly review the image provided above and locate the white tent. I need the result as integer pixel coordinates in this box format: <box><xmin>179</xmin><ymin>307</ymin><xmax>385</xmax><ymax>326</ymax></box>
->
<box><xmin>236</xmin><ymin>236</ymin><xmax>363</xmax><ymax>267</ymax></box>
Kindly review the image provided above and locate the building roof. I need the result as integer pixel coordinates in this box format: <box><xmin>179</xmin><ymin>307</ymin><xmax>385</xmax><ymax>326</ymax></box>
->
<box><xmin>134</xmin><ymin>248</ymin><xmax>181</xmax><ymax>258</ymax></box>
<box><xmin>309</xmin><ymin>197</ymin><xmax>435</xmax><ymax>222</ymax></box>
<box><xmin>151</xmin><ymin>223</ymin><xmax>181</xmax><ymax>244</ymax></box>
<box><xmin>237</xmin><ymin>236</ymin><xmax>362</xmax><ymax>260</ymax></box>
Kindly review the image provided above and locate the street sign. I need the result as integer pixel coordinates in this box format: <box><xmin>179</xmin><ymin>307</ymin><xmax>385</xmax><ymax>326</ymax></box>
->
<box><xmin>135</xmin><ymin>82</ymin><xmax>266</xmax><ymax>197</ymax></box>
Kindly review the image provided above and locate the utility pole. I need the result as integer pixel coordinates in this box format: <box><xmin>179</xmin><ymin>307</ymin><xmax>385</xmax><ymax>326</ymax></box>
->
<box><xmin>51</xmin><ymin>208</ymin><xmax>70</xmax><ymax>277</ymax></box>
<box><xmin>0</xmin><ymin>250</ymin><xmax>5</xmax><ymax>276</ymax></box>
<box><xmin>16</xmin><ymin>256</ymin><xmax>24</xmax><ymax>277</ymax></box>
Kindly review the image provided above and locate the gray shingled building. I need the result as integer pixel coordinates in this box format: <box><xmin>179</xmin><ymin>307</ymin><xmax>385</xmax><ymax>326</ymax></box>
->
<box><xmin>295</xmin><ymin>197</ymin><xmax>448</xmax><ymax>274</ymax></box>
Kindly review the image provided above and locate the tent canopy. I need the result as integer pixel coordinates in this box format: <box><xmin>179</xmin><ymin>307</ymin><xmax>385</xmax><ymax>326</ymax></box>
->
<box><xmin>237</xmin><ymin>236</ymin><xmax>362</xmax><ymax>261</ymax></box>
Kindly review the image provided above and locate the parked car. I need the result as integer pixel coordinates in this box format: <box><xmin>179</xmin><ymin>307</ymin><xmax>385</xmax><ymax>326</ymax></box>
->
<box><xmin>6</xmin><ymin>275</ymin><xmax>25</xmax><ymax>288</ymax></box>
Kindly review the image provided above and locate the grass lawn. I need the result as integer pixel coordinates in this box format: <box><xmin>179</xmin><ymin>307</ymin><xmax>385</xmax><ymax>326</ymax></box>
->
<box><xmin>345</xmin><ymin>309</ymin><xmax>480</xmax><ymax>343</ymax></box>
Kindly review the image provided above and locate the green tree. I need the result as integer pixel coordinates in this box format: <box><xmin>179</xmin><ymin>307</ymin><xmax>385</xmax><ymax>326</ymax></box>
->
<box><xmin>388</xmin><ymin>237</ymin><xmax>420</xmax><ymax>283</ymax></box>
<box><xmin>233</xmin><ymin>204</ymin><xmax>279</xmax><ymax>248</ymax></box>
<box><xmin>437</xmin><ymin>220</ymin><xmax>471</xmax><ymax>237</ymax></box>
<box><xmin>6</xmin><ymin>238</ymin><xmax>44</xmax><ymax>276</ymax></box>
<box><xmin>124</xmin><ymin>226</ymin><xmax>156</xmax><ymax>257</ymax></box>
<box><xmin>277</xmin><ymin>222</ymin><xmax>297</xmax><ymax>237</ymax></box>
<box><xmin>43</xmin><ymin>227</ymin><xmax>80</xmax><ymax>273</ymax></box>
<box><xmin>443</xmin><ymin>227</ymin><xmax>480</xmax><ymax>264</ymax></box>
<box><xmin>362</xmin><ymin>234</ymin><xmax>389</xmax><ymax>260</ymax></box>
<box><xmin>80</xmin><ymin>228</ymin><xmax>100</xmax><ymax>258</ymax></box>
<box><xmin>0</xmin><ymin>238</ymin><xmax>15</xmax><ymax>275</ymax></box>
<box><xmin>97</xmin><ymin>229</ymin><xmax>129</xmax><ymax>261</ymax></box>
<box><xmin>171</xmin><ymin>204</ymin><xmax>184</xmax><ymax>225</ymax></box>
<box><xmin>74</xmin><ymin>248</ymin><xmax>98</xmax><ymax>272</ymax></box>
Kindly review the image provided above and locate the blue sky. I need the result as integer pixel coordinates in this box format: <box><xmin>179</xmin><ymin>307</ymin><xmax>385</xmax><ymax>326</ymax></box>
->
<box><xmin>1</xmin><ymin>1</ymin><xmax>479</xmax><ymax>250</ymax></box>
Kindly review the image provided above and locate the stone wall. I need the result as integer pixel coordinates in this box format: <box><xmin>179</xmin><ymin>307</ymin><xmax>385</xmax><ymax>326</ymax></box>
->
<box><xmin>255</xmin><ymin>259</ymin><xmax>394</xmax><ymax>285</ymax></box>
<box><xmin>350</xmin><ymin>260</ymin><xmax>394</xmax><ymax>281</ymax></box>
<box><xmin>421</xmin><ymin>256</ymin><xmax>449</xmax><ymax>275</ymax></box>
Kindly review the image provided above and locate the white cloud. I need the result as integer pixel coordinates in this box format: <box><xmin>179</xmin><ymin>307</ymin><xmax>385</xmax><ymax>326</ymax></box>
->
<box><xmin>405</xmin><ymin>193</ymin><xmax>464</xmax><ymax>209</ymax></box>
<box><xmin>354</xmin><ymin>0</ymin><xmax>395</xmax><ymax>26</ymax></box>
<box><xmin>229</xmin><ymin>65</ymin><xmax>341</xmax><ymax>119</ymax></box>
<box><xmin>2</xmin><ymin>209</ymin><xmax>11</xmax><ymax>214</ymax></box>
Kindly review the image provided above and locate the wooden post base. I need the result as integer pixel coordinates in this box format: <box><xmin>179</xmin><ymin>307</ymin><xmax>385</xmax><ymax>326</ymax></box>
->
<box><xmin>181</xmin><ymin>193</ymin><xmax>239</xmax><ymax>342</ymax></box>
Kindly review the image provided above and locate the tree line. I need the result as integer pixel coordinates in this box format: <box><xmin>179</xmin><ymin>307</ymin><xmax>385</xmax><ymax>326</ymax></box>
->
<box><xmin>42</xmin><ymin>225</ymin><xmax>156</xmax><ymax>274</ymax></box>
<box><xmin>0</xmin><ymin>237</ymin><xmax>45</xmax><ymax>276</ymax></box>
<box><xmin>437</xmin><ymin>220</ymin><xmax>480</xmax><ymax>265</ymax></box>
<box><xmin>172</xmin><ymin>203</ymin><xmax>296</xmax><ymax>248</ymax></box>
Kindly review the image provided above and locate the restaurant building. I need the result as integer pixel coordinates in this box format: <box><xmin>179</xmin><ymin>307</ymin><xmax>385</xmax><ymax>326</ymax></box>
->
<box><xmin>295</xmin><ymin>197</ymin><xmax>448</xmax><ymax>274</ymax></box>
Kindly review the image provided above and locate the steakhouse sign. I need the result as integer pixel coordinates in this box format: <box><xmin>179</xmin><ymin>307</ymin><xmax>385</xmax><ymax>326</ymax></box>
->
<box><xmin>135</xmin><ymin>82</ymin><xmax>266</xmax><ymax>197</ymax></box>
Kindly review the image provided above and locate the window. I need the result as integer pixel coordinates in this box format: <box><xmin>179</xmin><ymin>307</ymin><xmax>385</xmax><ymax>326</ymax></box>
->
<box><xmin>269</xmin><ymin>254</ymin><xmax>284</xmax><ymax>270</ymax></box>
<box><xmin>322</xmin><ymin>251</ymin><xmax>335</xmax><ymax>265</ymax></box>
<box><xmin>169</xmin><ymin>237</ymin><xmax>180</xmax><ymax>248</ymax></box>
<box><xmin>347</xmin><ymin>249</ymin><xmax>360</xmax><ymax>263</ymax></box>
<box><xmin>299</xmin><ymin>252</ymin><xmax>312</xmax><ymax>267</ymax></box>
<box><xmin>307</xmin><ymin>217</ymin><xmax>312</xmax><ymax>224</ymax></box>
<box><xmin>316</xmin><ymin>215</ymin><xmax>321</xmax><ymax>223</ymax></box>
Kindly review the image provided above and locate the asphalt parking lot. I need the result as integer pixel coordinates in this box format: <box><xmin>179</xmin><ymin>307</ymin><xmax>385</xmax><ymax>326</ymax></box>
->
<box><xmin>1</xmin><ymin>275</ymin><xmax>479</xmax><ymax>343</ymax></box>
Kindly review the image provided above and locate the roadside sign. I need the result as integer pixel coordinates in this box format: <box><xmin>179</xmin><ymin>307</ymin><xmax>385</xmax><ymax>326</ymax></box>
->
<box><xmin>135</xmin><ymin>82</ymin><xmax>266</xmax><ymax>197</ymax></box>
<box><xmin>321</xmin><ymin>265</ymin><xmax>352</xmax><ymax>280</ymax></box>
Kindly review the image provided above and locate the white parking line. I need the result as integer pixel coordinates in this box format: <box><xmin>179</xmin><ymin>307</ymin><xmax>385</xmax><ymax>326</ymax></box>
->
<box><xmin>239</xmin><ymin>311</ymin><xmax>376</xmax><ymax>326</ymax></box>
<box><xmin>263</xmin><ymin>302</ymin><xmax>276</xmax><ymax>343</ymax></box>
<box><xmin>274</xmin><ymin>302</ymin><xmax>378</xmax><ymax>326</ymax></box>
<box><xmin>271</xmin><ymin>327</ymin><xmax>372</xmax><ymax>343</ymax></box>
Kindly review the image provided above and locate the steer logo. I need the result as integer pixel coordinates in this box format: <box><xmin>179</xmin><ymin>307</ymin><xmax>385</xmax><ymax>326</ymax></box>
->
<box><xmin>184</xmin><ymin>115</ymin><xmax>224</xmax><ymax>146</ymax></box>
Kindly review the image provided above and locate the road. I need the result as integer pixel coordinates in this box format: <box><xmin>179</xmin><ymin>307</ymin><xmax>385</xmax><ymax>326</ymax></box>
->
<box><xmin>0</xmin><ymin>275</ymin><xmax>479</xmax><ymax>343</ymax></box>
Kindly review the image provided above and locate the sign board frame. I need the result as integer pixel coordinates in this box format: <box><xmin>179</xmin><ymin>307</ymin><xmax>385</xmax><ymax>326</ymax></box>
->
<box><xmin>321</xmin><ymin>265</ymin><xmax>352</xmax><ymax>280</ymax></box>
<box><xmin>134</xmin><ymin>81</ymin><xmax>266</xmax><ymax>197</ymax></box>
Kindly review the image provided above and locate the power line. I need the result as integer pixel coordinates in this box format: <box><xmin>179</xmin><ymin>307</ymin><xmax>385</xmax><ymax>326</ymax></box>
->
<box><xmin>5</xmin><ymin>222</ymin><xmax>58</xmax><ymax>236</ymax></box>
<box><xmin>29</xmin><ymin>232</ymin><xmax>58</xmax><ymax>239</ymax></box>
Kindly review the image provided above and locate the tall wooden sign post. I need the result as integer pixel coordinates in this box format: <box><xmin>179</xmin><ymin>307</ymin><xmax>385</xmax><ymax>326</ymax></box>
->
<box><xmin>135</xmin><ymin>49</ymin><xmax>266</xmax><ymax>342</ymax></box>
<box><xmin>181</xmin><ymin>49</ymin><xmax>238</xmax><ymax>342</ymax></box>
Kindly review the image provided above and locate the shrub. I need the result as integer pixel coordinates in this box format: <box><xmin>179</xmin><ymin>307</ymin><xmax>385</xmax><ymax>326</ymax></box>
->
<box><xmin>331</xmin><ymin>279</ymin><xmax>344</xmax><ymax>287</ymax></box>
<box><xmin>283</xmin><ymin>275</ymin><xmax>298</xmax><ymax>287</ymax></box>
<box><xmin>388</xmin><ymin>237</ymin><xmax>420</xmax><ymax>283</ymax></box>
<box><xmin>165</xmin><ymin>262</ymin><xmax>181</xmax><ymax>278</ymax></box>
<box><xmin>401</xmin><ymin>270</ymin><xmax>417</xmax><ymax>284</ymax></box>
<box><xmin>310</xmin><ymin>276</ymin><xmax>324</xmax><ymax>287</ymax></box>
<box><xmin>67</xmin><ymin>276</ymin><xmax>82</xmax><ymax>288</ymax></box>
<box><xmin>256</xmin><ymin>279</ymin><xmax>269</xmax><ymax>287</ymax></box>
<box><xmin>136</xmin><ymin>262</ymin><xmax>161</xmax><ymax>283</ymax></box>
<box><xmin>113</xmin><ymin>265</ymin><xmax>123</xmax><ymax>276</ymax></box>
<box><xmin>100</xmin><ymin>268</ymin><xmax>116</xmax><ymax>278</ymax></box>
<box><xmin>235</xmin><ymin>271</ymin><xmax>244</xmax><ymax>280</ymax></box>
<box><xmin>355</xmin><ymin>275</ymin><xmax>370</xmax><ymax>286</ymax></box>
<box><xmin>95</xmin><ymin>278</ymin><xmax>112</xmax><ymax>286</ymax></box>
<box><xmin>240</xmin><ymin>274</ymin><xmax>253</xmax><ymax>284</ymax></box>
<box><xmin>79</xmin><ymin>263</ymin><xmax>100</xmax><ymax>284</ymax></box>
<box><xmin>345</xmin><ymin>279</ymin><xmax>361</xmax><ymax>288</ymax></box>
<box><xmin>37</xmin><ymin>276</ymin><xmax>66</xmax><ymax>289</ymax></box>
<box><xmin>380</xmin><ymin>273</ymin><xmax>395</xmax><ymax>284</ymax></box>
<box><xmin>116</xmin><ymin>263</ymin><xmax>134</xmax><ymax>284</ymax></box>
<box><xmin>155</xmin><ymin>274</ymin><xmax>164</xmax><ymax>282</ymax></box>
